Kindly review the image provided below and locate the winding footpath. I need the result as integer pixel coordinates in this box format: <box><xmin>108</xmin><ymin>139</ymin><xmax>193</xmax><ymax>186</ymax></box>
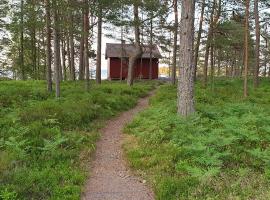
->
<box><xmin>82</xmin><ymin>91</ymin><xmax>155</xmax><ymax>200</ymax></box>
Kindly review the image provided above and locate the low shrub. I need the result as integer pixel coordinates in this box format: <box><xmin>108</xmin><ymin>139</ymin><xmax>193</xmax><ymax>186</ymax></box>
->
<box><xmin>124</xmin><ymin>79</ymin><xmax>270</xmax><ymax>200</ymax></box>
<box><xmin>0</xmin><ymin>80</ymin><xmax>156</xmax><ymax>199</ymax></box>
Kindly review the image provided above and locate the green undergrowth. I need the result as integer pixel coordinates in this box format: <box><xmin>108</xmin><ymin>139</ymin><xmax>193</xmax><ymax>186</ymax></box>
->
<box><xmin>124</xmin><ymin>78</ymin><xmax>270</xmax><ymax>200</ymax></box>
<box><xmin>0</xmin><ymin>80</ymin><xmax>157</xmax><ymax>200</ymax></box>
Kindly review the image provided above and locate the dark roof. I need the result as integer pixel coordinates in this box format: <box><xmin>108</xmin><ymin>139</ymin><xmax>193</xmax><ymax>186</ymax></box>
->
<box><xmin>105</xmin><ymin>43</ymin><xmax>162</xmax><ymax>59</ymax></box>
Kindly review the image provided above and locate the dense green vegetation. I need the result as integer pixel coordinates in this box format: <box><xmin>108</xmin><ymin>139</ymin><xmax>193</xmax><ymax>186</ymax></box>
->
<box><xmin>0</xmin><ymin>80</ymin><xmax>155</xmax><ymax>200</ymax></box>
<box><xmin>124</xmin><ymin>79</ymin><xmax>270</xmax><ymax>200</ymax></box>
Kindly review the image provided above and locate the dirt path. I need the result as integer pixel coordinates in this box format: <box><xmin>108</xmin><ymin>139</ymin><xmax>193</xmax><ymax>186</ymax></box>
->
<box><xmin>82</xmin><ymin>91</ymin><xmax>155</xmax><ymax>200</ymax></box>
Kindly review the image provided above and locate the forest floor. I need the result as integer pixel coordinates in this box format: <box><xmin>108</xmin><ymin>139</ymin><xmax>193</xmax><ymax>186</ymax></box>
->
<box><xmin>82</xmin><ymin>90</ymin><xmax>155</xmax><ymax>200</ymax></box>
<box><xmin>124</xmin><ymin>78</ymin><xmax>270</xmax><ymax>200</ymax></box>
<box><xmin>0</xmin><ymin>80</ymin><xmax>157</xmax><ymax>199</ymax></box>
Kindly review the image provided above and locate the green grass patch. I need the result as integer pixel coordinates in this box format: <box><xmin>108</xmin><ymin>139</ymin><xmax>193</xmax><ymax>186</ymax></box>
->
<box><xmin>0</xmin><ymin>80</ymin><xmax>157</xmax><ymax>200</ymax></box>
<box><xmin>124</xmin><ymin>78</ymin><xmax>270</xmax><ymax>200</ymax></box>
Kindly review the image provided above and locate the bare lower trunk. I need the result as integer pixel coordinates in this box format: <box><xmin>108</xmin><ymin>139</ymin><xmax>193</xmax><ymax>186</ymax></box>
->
<box><xmin>61</xmin><ymin>39</ymin><xmax>66</xmax><ymax>81</ymax></box>
<box><xmin>127</xmin><ymin>3</ymin><xmax>142</xmax><ymax>86</ymax></box>
<box><xmin>194</xmin><ymin>0</ymin><xmax>205</xmax><ymax>81</ymax></box>
<box><xmin>203</xmin><ymin>0</ymin><xmax>221</xmax><ymax>87</ymax></box>
<box><xmin>45</xmin><ymin>0</ymin><xmax>52</xmax><ymax>92</ymax></box>
<box><xmin>96</xmin><ymin>9</ymin><xmax>102</xmax><ymax>84</ymax></box>
<box><xmin>20</xmin><ymin>0</ymin><xmax>25</xmax><ymax>80</ymax></box>
<box><xmin>244</xmin><ymin>0</ymin><xmax>250</xmax><ymax>98</ymax></box>
<box><xmin>149</xmin><ymin>17</ymin><xmax>153</xmax><ymax>80</ymax></box>
<box><xmin>58</xmin><ymin>31</ymin><xmax>63</xmax><ymax>82</ymax></box>
<box><xmin>254</xmin><ymin>0</ymin><xmax>260</xmax><ymax>88</ymax></box>
<box><xmin>79</xmin><ymin>33</ymin><xmax>85</xmax><ymax>80</ymax></box>
<box><xmin>217</xmin><ymin>50</ymin><xmax>221</xmax><ymax>76</ymax></box>
<box><xmin>203</xmin><ymin>0</ymin><xmax>215</xmax><ymax>88</ymax></box>
<box><xmin>67</xmin><ymin>34</ymin><xmax>71</xmax><ymax>80</ymax></box>
<box><xmin>263</xmin><ymin>37</ymin><xmax>268</xmax><ymax>77</ymax></box>
<box><xmin>68</xmin><ymin>13</ymin><xmax>75</xmax><ymax>81</ymax></box>
<box><xmin>172</xmin><ymin>0</ymin><xmax>178</xmax><ymax>85</ymax></box>
<box><xmin>52</xmin><ymin>0</ymin><xmax>60</xmax><ymax>98</ymax></box>
<box><xmin>177</xmin><ymin>0</ymin><xmax>195</xmax><ymax>116</ymax></box>
<box><xmin>84</xmin><ymin>0</ymin><xmax>90</xmax><ymax>90</ymax></box>
<box><xmin>210</xmin><ymin>44</ymin><xmax>214</xmax><ymax>83</ymax></box>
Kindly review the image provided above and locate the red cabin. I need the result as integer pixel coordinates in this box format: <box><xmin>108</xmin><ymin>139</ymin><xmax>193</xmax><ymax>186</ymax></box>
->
<box><xmin>105</xmin><ymin>43</ymin><xmax>162</xmax><ymax>80</ymax></box>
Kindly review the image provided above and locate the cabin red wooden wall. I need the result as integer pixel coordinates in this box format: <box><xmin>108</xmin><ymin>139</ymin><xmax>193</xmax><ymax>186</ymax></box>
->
<box><xmin>108</xmin><ymin>58</ymin><xmax>159</xmax><ymax>80</ymax></box>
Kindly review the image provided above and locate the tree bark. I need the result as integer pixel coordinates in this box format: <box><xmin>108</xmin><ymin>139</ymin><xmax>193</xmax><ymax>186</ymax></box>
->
<box><xmin>52</xmin><ymin>0</ymin><xmax>61</xmax><ymax>98</ymax></box>
<box><xmin>203</xmin><ymin>0</ymin><xmax>216</xmax><ymax>88</ymax></box>
<box><xmin>263</xmin><ymin>36</ymin><xmax>268</xmax><ymax>77</ymax></box>
<box><xmin>194</xmin><ymin>0</ymin><xmax>206</xmax><ymax>81</ymax></box>
<box><xmin>217</xmin><ymin>50</ymin><xmax>221</xmax><ymax>76</ymax></box>
<box><xmin>127</xmin><ymin>2</ymin><xmax>143</xmax><ymax>86</ymax></box>
<box><xmin>202</xmin><ymin>0</ymin><xmax>221</xmax><ymax>88</ymax></box>
<box><xmin>58</xmin><ymin>27</ymin><xmax>63</xmax><ymax>81</ymax></box>
<box><xmin>149</xmin><ymin>16</ymin><xmax>153</xmax><ymax>80</ymax></box>
<box><xmin>84</xmin><ymin>0</ymin><xmax>90</xmax><ymax>90</ymax></box>
<box><xmin>254</xmin><ymin>0</ymin><xmax>260</xmax><ymax>87</ymax></box>
<box><xmin>68</xmin><ymin>9</ymin><xmax>75</xmax><ymax>80</ymax></box>
<box><xmin>45</xmin><ymin>0</ymin><xmax>52</xmax><ymax>92</ymax></box>
<box><xmin>20</xmin><ymin>0</ymin><xmax>25</xmax><ymax>80</ymax></box>
<box><xmin>79</xmin><ymin>31</ymin><xmax>85</xmax><ymax>80</ymax></box>
<box><xmin>67</xmin><ymin>33</ymin><xmax>71</xmax><ymax>80</ymax></box>
<box><xmin>172</xmin><ymin>0</ymin><xmax>178</xmax><ymax>85</ymax></box>
<box><xmin>96</xmin><ymin>8</ymin><xmax>102</xmax><ymax>84</ymax></box>
<box><xmin>177</xmin><ymin>0</ymin><xmax>195</xmax><ymax>116</ymax></box>
<box><xmin>244</xmin><ymin>0</ymin><xmax>250</xmax><ymax>98</ymax></box>
<box><xmin>210</xmin><ymin>44</ymin><xmax>214</xmax><ymax>83</ymax></box>
<box><xmin>61</xmin><ymin>38</ymin><xmax>66</xmax><ymax>81</ymax></box>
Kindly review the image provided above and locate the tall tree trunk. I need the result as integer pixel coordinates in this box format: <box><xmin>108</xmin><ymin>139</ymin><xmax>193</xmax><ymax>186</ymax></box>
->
<box><xmin>203</xmin><ymin>0</ymin><xmax>216</xmax><ymax>88</ymax></box>
<box><xmin>84</xmin><ymin>0</ymin><xmax>90</xmax><ymax>90</ymax></box>
<box><xmin>254</xmin><ymin>0</ymin><xmax>260</xmax><ymax>87</ymax></box>
<box><xmin>244</xmin><ymin>0</ymin><xmax>250</xmax><ymax>98</ymax></box>
<box><xmin>45</xmin><ymin>0</ymin><xmax>52</xmax><ymax>92</ymax></box>
<box><xmin>178</xmin><ymin>0</ymin><xmax>195</xmax><ymax>116</ymax></box>
<box><xmin>31</xmin><ymin>28</ymin><xmax>37</xmax><ymax>79</ymax></box>
<box><xmin>67</xmin><ymin>34</ymin><xmax>71</xmax><ymax>80</ymax></box>
<box><xmin>210</xmin><ymin>44</ymin><xmax>214</xmax><ymax>83</ymax></box>
<box><xmin>202</xmin><ymin>0</ymin><xmax>221</xmax><ymax>87</ymax></box>
<box><xmin>37</xmin><ymin>29</ymin><xmax>41</xmax><ymax>79</ymax></box>
<box><xmin>42</xmin><ymin>29</ymin><xmax>46</xmax><ymax>79</ymax></box>
<box><xmin>172</xmin><ymin>0</ymin><xmax>178</xmax><ymax>85</ymax></box>
<box><xmin>79</xmin><ymin>8</ymin><xmax>85</xmax><ymax>81</ymax></box>
<box><xmin>58</xmin><ymin>29</ymin><xmax>63</xmax><ymax>82</ymax></box>
<box><xmin>127</xmin><ymin>2</ymin><xmax>142</xmax><ymax>86</ymax></box>
<box><xmin>263</xmin><ymin>36</ymin><xmax>268</xmax><ymax>77</ymax></box>
<box><xmin>20</xmin><ymin>0</ymin><xmax>25</xmax><ymax>80</ymax></box>
<box><xmin>217</xmin><ymin>50</ymin><xmax>221</xmax><ymax>76</ymax></box>
<box><xmin>52</xmin><ymin>0</ymin><xmax>61</xmax><ymax>98</ymax></box>
<box><xmin>149</xmin><ymin>16</ymin><xmax>153</xmax><ymax>80</ymax></box>
<box><xmin>194</xmin><ymin>0</ymin><xmax>206</xmax><ymax>81</ymax></box>
<box><xmin>96</xmin><ymin>8</ymin><xmax>102</xmax><ymax>84</ymax></box>
<box><xmin>61</xmin><ymin>38</ymin><xmax>66</xmax><ymax>81</ymax></box>
<box><xmin>68</xmin><ymin>10</ymin><xmax>75</xmax><ymax>80</ymax></box>
<box><xmin>79</xmin><ymin>31</ymin><xmax>85</xmax><ymax>80</ymax></box>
